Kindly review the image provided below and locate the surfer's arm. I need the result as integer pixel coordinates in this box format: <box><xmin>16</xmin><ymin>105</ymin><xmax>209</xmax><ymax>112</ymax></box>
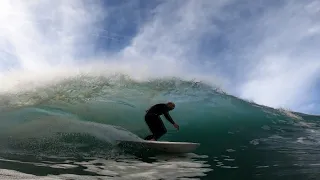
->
<box><xmin>163</xmin><ymin>112</ymin><xmax>175</xmax><ymax>124</ymax></box>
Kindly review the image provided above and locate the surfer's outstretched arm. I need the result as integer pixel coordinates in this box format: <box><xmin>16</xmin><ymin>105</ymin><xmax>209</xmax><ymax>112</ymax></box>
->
<box><xmin>163</xmin><ymin>112</ymin><xmax>175</xmax><ymax>124</ymax></box>
<box><xmin>164</xmin><ymin>112</ymin><xmax>179</xmax><ymax>130</ymax></box>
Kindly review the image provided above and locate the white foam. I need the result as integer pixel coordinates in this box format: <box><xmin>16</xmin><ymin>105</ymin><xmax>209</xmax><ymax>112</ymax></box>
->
<box><xmin>0</xmin><ymin>153</ymin><xmax>212</xmax><ymax>180</ymax></box>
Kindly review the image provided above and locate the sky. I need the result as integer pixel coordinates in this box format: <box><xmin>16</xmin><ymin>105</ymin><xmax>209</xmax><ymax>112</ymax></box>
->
<box><xmin>0</xmin><ymin>0</ymin><xmax>320</xmax><ymax>114</ymax></box>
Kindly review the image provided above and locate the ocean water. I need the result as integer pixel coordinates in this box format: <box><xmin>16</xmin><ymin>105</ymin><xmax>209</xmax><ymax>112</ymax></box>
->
<box><xmin>0</xmin><ymin>75</ymin><xmax>319</xmax><ymax>180</ymax></box>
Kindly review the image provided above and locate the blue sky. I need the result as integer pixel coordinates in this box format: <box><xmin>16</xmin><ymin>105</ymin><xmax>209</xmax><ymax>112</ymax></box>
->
<box><xmin>0</xmin><ymin>0</ymin><xmax>320</xmax><ymax>115</ymax></box>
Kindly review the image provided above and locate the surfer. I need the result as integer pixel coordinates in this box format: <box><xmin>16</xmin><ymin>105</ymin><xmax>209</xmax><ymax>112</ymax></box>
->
<box><xmin>144</xmin><ymin>102</ymin><xmax>179</xmax><ymax>141</ymax></box>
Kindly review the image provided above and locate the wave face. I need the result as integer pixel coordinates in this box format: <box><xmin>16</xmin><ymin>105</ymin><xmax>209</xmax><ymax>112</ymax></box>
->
<box><xmin>0</xmin><ymin>75</ymin><xmax>319</xmax><ymax>180</ymax></box>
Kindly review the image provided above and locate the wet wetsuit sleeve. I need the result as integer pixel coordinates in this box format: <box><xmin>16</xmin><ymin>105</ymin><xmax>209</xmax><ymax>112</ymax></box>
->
<box><xmin>163</xmin><ymin>112</ymin><xmax>175</xmax><ymax>124</ymax></box>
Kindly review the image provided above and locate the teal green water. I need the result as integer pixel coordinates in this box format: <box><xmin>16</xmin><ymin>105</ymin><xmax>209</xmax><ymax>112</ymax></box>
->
<box><xmin>0</xmin><ymin>75</ymin><xmax>319</xmax><ymax>179</ymax></box>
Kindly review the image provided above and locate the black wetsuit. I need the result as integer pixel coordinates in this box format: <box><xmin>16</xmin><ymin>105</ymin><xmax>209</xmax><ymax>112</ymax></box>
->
<box><xmin>144</xmin><ymin>103</ymin><xmax>175</xmax><ymax>140</ymax></box>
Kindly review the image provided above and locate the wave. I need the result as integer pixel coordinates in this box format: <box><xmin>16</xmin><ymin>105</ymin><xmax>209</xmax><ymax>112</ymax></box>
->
<box><xmin>0</xmin><ymin>74</ymin><xmax>319</xmax><ymax>179</ymax></box>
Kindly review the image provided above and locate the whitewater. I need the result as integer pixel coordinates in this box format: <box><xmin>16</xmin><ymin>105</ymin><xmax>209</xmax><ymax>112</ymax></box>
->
<box><xmin>1</xmin><ymin>0</ymin><xmax>320</xmax><ymax>179</ymax></box>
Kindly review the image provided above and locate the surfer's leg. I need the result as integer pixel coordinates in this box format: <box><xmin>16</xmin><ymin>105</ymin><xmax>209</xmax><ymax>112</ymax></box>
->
<box><xmin>152</xmin><ymin>117</ymin><xmax>167</xmax><ymax>140</ymax></box>
<box><xmin>144</xmin><ymin>115</ymin><xmax>166</xmax><ymax>140</ymax></box>
<box><xmin>144</xmin><ymin>115</ymin><xmax>156</xmax><ymax>140</ymax></box>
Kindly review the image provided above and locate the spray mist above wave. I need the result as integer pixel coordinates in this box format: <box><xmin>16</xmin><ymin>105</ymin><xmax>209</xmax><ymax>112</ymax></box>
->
<box><xmin>0</xmin><ymin>74</ymin><xmax>224</xmax><ymax>110</ymax></box>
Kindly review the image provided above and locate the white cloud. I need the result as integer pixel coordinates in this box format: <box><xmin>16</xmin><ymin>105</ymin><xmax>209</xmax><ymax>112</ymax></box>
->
<box><xmin>237</xmin><ymin>1</ymin><xmax>320</xmax><ymax>110</ymax></box>
<box><xmin>117</xmin><ymin>0</ymin><xmax>233</xmax><ymax>85</ymax></box>
<box><xmin>0</xmin><ymin>0</ymin><xmax>105</xmax><ymax>72</ymax></box>
<box><xmin>0</xmin><ymin>0</ymin><xmax>106</xmax><ymax>92</ymax></box>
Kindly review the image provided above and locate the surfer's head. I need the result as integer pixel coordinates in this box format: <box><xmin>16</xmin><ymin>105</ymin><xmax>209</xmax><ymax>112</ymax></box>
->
<box><xmin>167</xmin><ymin>102</ymin><xmax>175</xmax><ymax>110</ymax></box>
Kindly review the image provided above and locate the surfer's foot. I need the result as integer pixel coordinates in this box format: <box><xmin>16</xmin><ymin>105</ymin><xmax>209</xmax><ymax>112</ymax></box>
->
<box><xmin>149</xmin><ymin>138</ymin><xmax>156</xmax><ymax>141</ymax></box>
<box><xmin>144</xmin><ymin>135</ymin><xmax>155</xmax><ymax>140</ymax></box>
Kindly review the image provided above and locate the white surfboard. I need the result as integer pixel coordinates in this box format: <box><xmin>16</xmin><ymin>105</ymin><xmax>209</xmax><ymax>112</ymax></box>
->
<box><xmin>116</xmin><ymin>140</ymin><xmax>200</xmax><ymax>153</ymax></box>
